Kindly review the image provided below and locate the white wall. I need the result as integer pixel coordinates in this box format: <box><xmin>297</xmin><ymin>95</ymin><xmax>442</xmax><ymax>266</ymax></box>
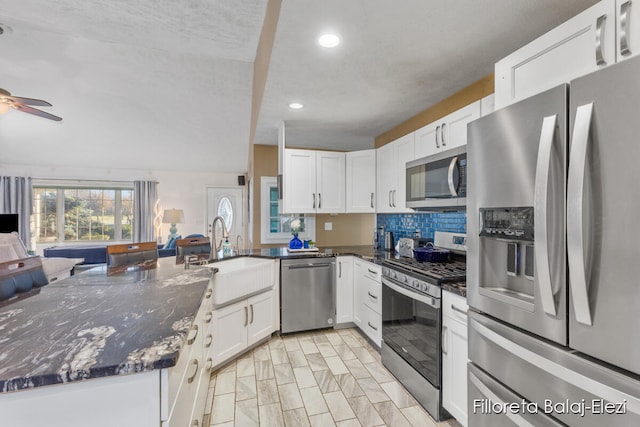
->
<box><xmin>1</xmin><ymin>163</ymin><xmax>246</xmax><ymax>253</ymax></box>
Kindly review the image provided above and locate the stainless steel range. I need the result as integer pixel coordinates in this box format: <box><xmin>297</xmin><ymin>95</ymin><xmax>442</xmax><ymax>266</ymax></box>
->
<box><xmin>381</xmin><ymin>231</ymin><xmax>466</xmax><ymax>422</ymax></box>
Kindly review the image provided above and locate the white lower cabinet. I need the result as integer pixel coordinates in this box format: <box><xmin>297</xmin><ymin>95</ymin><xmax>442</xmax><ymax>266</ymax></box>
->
<box><xmin>211</xmin><ymin>289</ymin><xmax>275</xmax><ymax>368</ymax></box>
<box><xmin>336</xmin><ymin>256</ymin><xmax>355</xmax><ymax>324</ymax></box>
<box><xmin>442</xmin><ymin>291</ymin><xmax>469</xmax><ymax>427</ymax></box>
<box><xmin>353</xmin><ymin>258</ymin><xmax>382</xmax><ymax>346</ymax></box>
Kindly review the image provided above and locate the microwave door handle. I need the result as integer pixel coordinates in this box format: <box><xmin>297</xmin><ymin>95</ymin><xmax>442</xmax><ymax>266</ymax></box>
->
<box><xmin>447</xmin><ymin>157</ymin><xmax>458</xmax><ymax>197</ymax></box>
<box><xmin>567</xmin><ymin>103</ymin><xmax>594</xmax><ymax>326</ymax></box>
<box><xmin>534</xmin><ymin>115</ymin><xmax>559</xmax><ymax>316</ymax></box>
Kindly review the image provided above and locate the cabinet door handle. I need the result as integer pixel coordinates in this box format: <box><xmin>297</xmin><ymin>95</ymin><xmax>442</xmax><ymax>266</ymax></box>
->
<box><xmin>191</xmin><ymin>420</ymin><xmax>199</xmax><ymax>427</ymax></box>
<box><xmin>187</xmin><ymin>324</ymin><xmax>198</xmax><ymax>345</ymax></box>
<box><xmin>339</xmin><ymin>261</ymin><xmax>342</xmax><ymax>278</ymax></box>
<box><xmin>367</xmin><ymin>321</ymin><xmax>378</xmax><ymax>331</ymax></box>
<box><xmin>388</xmin><ymin>190</ymin><xmax>392</xmax><ymax>207</ymax></box>
<box><xmin>244</xmin><ymin>306</ymin><xmax>248</xmax><ymax>327</ymax></box>
<box><xmin>205</xmin><ymin>311</ymin><xmax>213</xmax><ymax>323</ymax></box>
<box><xmin>435</xmin><ymin>125</ymin><xmax>441</xmax><ymax>148</ymax></box>
<box><xmin>205</xmin><ymin>333</ymin><xmax>213</xmax><ymax>348</ymax></box>
<box><xmin>205</xmin><ymin>288</ymin><xmax>213</xmax><ymax>299</ymax></box>
<box><xmin>595</xmin><ymin>14</ymin><xmax>608</xmax><ymax>66</ymax></box>
<box><xmin>370</xmin><ymin>192</ymin><xmax>374</xmax><ymax>208</ymax></box>
<box><xmin>312</xmin><ymin>193</ymin><xmax>316</xmax><ymax>209</ymax></box>
<box><xmin>206</xmin><ymin>357</ymin><xmax>213</xmax><ymax>373</ymax></box>
<box><xmin>442</xmin><ymin>326</ymin><xmax>448</xmax><ymax>355</ymax></box>
<box><xmin>451</xmin><ymin>304</ymin><xmax>468</xmax><ymax>316</ymax></box>
<box><xmin>187</xmin><ymin>359</ymin><xmax>199</xmax><ymax>383</ymax></box>
<box><xmin>367</xmin><ymin>291</ymin><xmax>378</xmax><ymax>300</ymax></box>
<box><xmin>367</xmin><ymin>268</ymin><xmax>377</xmax><ymax>276</ymax></box>
<box><xmin>318</xmin><ymin>193</ymin><xmax>322</xmax><ymax>209</ymax></box>
<box><xmin>441</xmin><ymin>123</ymin><xmax>447</xmax><ymax>146</ymax></box>
<box><xmin>621</xmin><ymin>1</ymin><xmax>633</xmax><ymax>56</ymax></box>
<box><xmin>250</xmin><ymin>304</ymin><xmax>254</xmax><ymax>324</ymax></box>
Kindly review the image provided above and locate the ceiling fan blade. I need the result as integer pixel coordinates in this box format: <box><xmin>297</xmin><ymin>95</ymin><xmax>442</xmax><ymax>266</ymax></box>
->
<box><xmin>6</xmin><ymin>96</ymin><xmax>52</xmax><ymax>107</ymax></box>
<box><xmin>12</xmin><ymin>104</ymin><xmax>63</xmax><ymax>121</ymax></box>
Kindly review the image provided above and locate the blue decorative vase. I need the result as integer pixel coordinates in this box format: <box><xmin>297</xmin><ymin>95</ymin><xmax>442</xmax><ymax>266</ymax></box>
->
<box><xmin>289</xmin><ymin>233</ymin><xmax>303</xmax><ymax>249</ymax></box>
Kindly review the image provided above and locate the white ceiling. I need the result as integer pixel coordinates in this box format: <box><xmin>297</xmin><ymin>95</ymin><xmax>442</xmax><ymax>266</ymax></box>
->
<box><xmin>255</xmin><ymin>0</ymin><xmax>599</xmax><ymax>150</ymax></box>
<box><xmin>0</xmin><ymin>0</ymin><xmax>599</xmax><ymax>172</ymax></box>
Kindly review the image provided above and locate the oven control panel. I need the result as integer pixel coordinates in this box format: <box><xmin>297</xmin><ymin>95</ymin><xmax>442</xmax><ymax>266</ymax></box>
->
<box><xmin>382</xmin><ymin>267</ymin><xmax>436</xmax><ymax>298</ymax></box>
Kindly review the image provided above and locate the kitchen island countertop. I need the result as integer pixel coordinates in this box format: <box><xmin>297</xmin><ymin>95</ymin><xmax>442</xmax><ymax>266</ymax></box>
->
<box><xmin>0</xmin><ymin>258</ymin><xmax>211</xmax><ymax>393</ymax></box>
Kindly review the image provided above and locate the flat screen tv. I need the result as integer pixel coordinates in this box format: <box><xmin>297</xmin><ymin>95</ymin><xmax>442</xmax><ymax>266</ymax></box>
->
<box><xmin>0</xmin><ymin>214</ymin><xmax>19</xmax><ymax>234</ymax></box>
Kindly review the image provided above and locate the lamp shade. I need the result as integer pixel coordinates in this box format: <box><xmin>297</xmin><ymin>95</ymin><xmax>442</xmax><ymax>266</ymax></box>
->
<box><xmin>162</xmin><ymin>209</ymin><xmax>185</xmax><ymax>224</ymax></box>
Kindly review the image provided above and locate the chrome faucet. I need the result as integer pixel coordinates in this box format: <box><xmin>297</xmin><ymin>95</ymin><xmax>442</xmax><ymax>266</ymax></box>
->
<box><xmin>210</xmin><ymin>216</ymin><xmax>229</xmax><ymax>260</ymax></box>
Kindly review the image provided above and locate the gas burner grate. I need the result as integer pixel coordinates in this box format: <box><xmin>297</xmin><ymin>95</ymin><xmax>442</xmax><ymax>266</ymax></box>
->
<box><xmin>383</xmin><ymin>257</ymin><xmax>467</xmax><ymax>283</ymax></box>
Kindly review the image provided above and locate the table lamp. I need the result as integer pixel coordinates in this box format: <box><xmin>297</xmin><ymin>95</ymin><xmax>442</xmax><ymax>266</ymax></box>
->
<box><xmin>162</xmin><ymin>209</ymin><xmax>185</xmax><ymax>240</ymax></box>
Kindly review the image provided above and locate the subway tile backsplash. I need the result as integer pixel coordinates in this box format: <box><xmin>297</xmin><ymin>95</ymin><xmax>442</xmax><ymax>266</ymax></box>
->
<box><xmin>376</xmin><ymin>212</ymin><xmax>466</xmax><ymax>240</ymax></box>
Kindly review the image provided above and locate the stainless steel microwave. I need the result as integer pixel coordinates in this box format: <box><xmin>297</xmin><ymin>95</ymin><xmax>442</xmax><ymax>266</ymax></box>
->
<box><xmin>405</xmin><ymin>146</ymin><xmax>467</xmax><ymax>210</ymax></box>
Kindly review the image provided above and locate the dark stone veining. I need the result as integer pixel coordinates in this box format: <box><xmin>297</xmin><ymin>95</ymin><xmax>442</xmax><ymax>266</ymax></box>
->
<box><xmin>0</xmin><ymin>258</ymin><xmax>210</xmax><ymax>393</ymax></box>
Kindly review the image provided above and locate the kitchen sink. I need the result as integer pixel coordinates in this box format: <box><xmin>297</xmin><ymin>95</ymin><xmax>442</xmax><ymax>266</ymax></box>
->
<box><xmin>202</xmin><ymin>257</ymin><xmax>275</xmax><ymax>306</ymax></box>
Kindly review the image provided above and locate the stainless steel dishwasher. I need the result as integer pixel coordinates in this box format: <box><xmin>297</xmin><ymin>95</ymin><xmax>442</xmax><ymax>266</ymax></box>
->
<box><xmin>280</xmin><ymin>256</ymin><xmax>335</xmax><ymax>333</ymax></box>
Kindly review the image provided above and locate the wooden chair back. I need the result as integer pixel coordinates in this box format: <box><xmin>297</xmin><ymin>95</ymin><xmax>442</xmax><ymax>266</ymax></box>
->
<box><xmin>106</xmin><ymin>242</ymin><xmax>158</xmax><ymax>267</ymax></box>
<box><xmin>176</xmin><ymin>237</ymin><xmax>211</xmax><ymax>264</ymax></box>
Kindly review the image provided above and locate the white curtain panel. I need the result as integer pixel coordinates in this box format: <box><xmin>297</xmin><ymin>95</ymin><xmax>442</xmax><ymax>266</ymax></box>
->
<box><xmin>0</xmin><ymin>176</ymin><xmax>33</xmax><ymax>248</ymax></box>
<box><xmin>133</xmin><ymin>180</ymin><xmax>158</xmax><ymax>243</ymax></box>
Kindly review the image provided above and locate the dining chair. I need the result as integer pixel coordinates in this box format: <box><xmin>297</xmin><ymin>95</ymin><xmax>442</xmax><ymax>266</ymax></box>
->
<box><xmin>106</xmin><ymin>242</ymin><xmax>158</xmax><ymax>267</ymax></box>
<box><xmin>175</xmin><ymin>237</ymin><xmax>211</xmax><ymax>264</ymax></box>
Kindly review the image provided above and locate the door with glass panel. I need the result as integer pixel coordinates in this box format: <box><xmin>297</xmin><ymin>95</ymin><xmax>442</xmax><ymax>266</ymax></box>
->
<box><xmin>207</xmin><ymin>187</ymin><xmax>244</xmax><ymax>251</ymax></box>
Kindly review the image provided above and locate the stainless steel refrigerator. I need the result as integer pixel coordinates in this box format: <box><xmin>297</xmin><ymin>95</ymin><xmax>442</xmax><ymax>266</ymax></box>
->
<box><xmin>467</xmin><ymin>56</ymin><xmax>640</xmax><ymax>426</ymax></box>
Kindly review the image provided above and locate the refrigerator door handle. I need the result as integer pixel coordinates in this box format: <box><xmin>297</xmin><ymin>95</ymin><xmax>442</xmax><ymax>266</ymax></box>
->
<box><xmin>447</xmin><ymin>156</ymin><xmax>458</xmax><ymax>197</ymax></box>
<box><xmin>567</xmin><ymin>103</ymin><xmax>594</xmax><ymax>326</ymax></box>
<box><xmin>534</xmin><ymin>115</ymin><xmax>558</xmax><ymax>316</ymax></box>
<box><xmin>468</xmin><ymin>370</ymin><xmax>535</xmax><ymax>427</ymax></box>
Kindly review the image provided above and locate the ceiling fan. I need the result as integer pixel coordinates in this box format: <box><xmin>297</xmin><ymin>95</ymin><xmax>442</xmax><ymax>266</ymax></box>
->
<box><xmin>0</xmin><ymin>88</ymin><xmax>63</xmax><ymax>121</ymax></box>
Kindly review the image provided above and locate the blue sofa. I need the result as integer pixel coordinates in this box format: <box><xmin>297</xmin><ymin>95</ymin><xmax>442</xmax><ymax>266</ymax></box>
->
<box><xmin>43</xmin><ymin>235</ymin><xmax>206</xmax><ymax>264</ymax></box>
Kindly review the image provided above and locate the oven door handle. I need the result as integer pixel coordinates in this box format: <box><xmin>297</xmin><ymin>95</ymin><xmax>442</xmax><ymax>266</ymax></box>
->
<box><xmin>382</xmin><ymin>277</ymin><xmax>439</xmax><ymax>308</ymax></box>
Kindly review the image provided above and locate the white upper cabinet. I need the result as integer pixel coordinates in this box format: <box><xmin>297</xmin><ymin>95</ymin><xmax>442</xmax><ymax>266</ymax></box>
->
<box><xmin>616</xmin><ymin>0</ymin><xmax>640</xmax><ymax>61</ymax></box>
<box><xmin>415</xmin><ymin>101</ymin><xmax>481</xmax><ymax>159</ymax></box>
<box><xmin>414</xmin><ymin>120</ymin><xmax>441</xmax><ymax>159</ymax></box>
<box><xmin>316</xmin><ymin>151</ymin><xmax>346</xmax><ymax>214</ymax></box>
<box><xmin>495</xmin><ymin>0</ymin><xmax>616</xmax><ymax>109</ymax></box>
<box><xmin>283</xmin><ymin>149</ymin><xmax>345</xmax><ymax>214</ymax></box>
<box><xmin>376</xmin><ymin>133</ymin><xmax>414</xmax><ymax>213</ymax></box>
<box><xmin>480</xmin><ymin>94</ymin><xmax>495</xmax><ymax>117</ymax></box>
<box><xmin>284</xmin><ymin>149</ymin><xmax>316</xmax><ymax>213</ymax></box>
<box><xmin>346</xmin><ymin>149</ymin><xmax>376</xmax><ymax>213</ymax></box>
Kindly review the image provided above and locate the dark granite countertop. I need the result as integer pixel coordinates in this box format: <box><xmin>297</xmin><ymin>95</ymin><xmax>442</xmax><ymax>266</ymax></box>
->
<box><xmin>442</xmin><ymin>282</ymin><xmax>467</xmax><ymax>298</ymax></box>
<box><xmin>0</xmin><ymin>258</ymin><xmax>211</xmax><ymax>393</ymax></box>
<box><xmin>228</xmin><ymin>245</ymin><xmax>393</xmax><ymax>264</ymax></box>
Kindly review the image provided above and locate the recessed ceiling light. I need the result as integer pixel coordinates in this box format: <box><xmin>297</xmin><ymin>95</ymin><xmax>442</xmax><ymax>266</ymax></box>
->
<box><xmin>318</xmin><ymin>33</ymin><xmax>341</xmax><ymax>48</ymax></box>
<box><xmin>288</xmin><ymin>102</ymin><xmax>304</xmax><ymax>109</ymax></box>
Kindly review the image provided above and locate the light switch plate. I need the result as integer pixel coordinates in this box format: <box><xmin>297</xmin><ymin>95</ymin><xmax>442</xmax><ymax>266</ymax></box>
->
<box><xmin>324</xmin><ymin>222</ymin><xmax>333</xmax><ymax>231</ymax></box>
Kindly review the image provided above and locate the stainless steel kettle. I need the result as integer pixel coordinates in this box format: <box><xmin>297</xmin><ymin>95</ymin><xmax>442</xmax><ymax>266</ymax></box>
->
<box><xmin>384</xmin><ymin>231</ymin><xmax>395</xmax><ymax>251</ymax></box>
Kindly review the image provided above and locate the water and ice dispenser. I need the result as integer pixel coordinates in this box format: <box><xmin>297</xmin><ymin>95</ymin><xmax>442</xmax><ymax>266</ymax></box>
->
<box><xmin>478</xmin><ymin>207</ymin><xmax>536</xmax><ymax>307</ymax></box>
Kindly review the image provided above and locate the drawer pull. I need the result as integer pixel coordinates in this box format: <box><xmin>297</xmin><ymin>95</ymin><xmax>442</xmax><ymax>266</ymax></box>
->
<box><xmin>206</xmin><ymin>357</ymin><xmax>213</xmax><ymax>373</ymax></box>
<box><xmin>191</xmin><ymin>419</ymin><xmax>200</xmax><ymax>427</ymax></box>
<box><xmin>451</xmin><ymin>304</ymin><xmax>468</xmax><ymax>316</ymax></box>
<box><xmin>367</xmin><ymin>268</ymin><xmax>378</xmax><ymax>276</ymax></box>
<box><xmin>367</xmin><ymin>321</ymin><xmax>378</xmax><ymax>331</ymax></box>
<box><xmin>367</xmin><ymin>291</ymin><xmax>378</xmax><ymax>300</ymax></box>
<box><xmin>187</xmin><ymin>359</ymin><xmax>199</xmax><ymax>383</ymax></box>
<box><xmin>205</xmin><ymin>311</ymin><xmax>213</xmax><ymax>323</ymax></box>
<box><xmin>187</xmin><ymin>325</ymin><xmax>199</xmax><ymax>345</ymax></box>
<box><xmin>205</xmin><ymin>333</ymin><xmax>213</xmax><ymax>348</ymax></box>
<box><xmin>205</xmin><ymin>288</ymin><xmax>213</xmax><ymax>299</ymax></box>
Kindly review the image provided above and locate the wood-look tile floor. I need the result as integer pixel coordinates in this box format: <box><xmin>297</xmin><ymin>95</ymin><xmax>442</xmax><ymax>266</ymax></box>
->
<box><xmin>202</xmin><ymin>328</ymin><xmax>462</xmax><ymax>427</ymax></box>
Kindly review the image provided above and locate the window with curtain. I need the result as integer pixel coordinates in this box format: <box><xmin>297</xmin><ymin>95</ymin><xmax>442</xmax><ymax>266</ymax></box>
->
<box><xmin>260</xmin><ymin>176</ymin><xmax>315</xmax><ymax>244</ymax></box>
<box><xmin>33</xmin><ymin>182</ymin><xmax>134</xmax><ymax>243</ymax></box>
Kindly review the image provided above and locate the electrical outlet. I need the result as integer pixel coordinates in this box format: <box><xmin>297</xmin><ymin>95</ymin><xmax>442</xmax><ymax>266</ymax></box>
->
<box><xmin>324</xmin><ymin>222</ymin><xmax>333</xmax><ymax>231</ymax></box>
